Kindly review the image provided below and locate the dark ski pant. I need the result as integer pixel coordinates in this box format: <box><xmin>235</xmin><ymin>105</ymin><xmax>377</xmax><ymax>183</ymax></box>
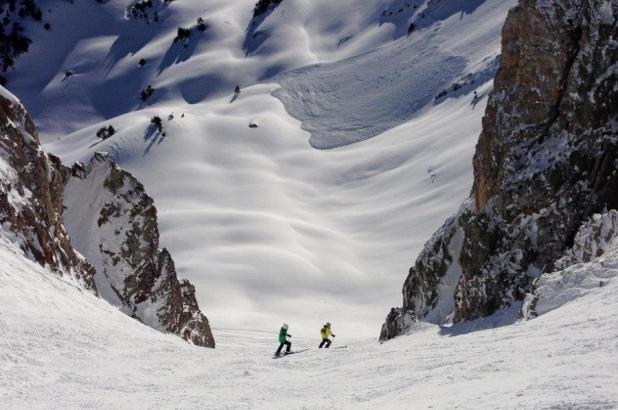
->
<box><xmin>276</xmin><ymin>341</ymin><xmax>291</xmax><ymax>355</ymax></box>
<box><xmin>319</xmin><ymin>338</ymin><xmax>332</xmax><ymax>348</ymax></box>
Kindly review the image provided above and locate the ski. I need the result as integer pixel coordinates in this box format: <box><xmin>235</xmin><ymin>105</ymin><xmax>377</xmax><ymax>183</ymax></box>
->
<box><xmin>272</xmin><ymin>348</ymin><xmax>309</xmax><ymax>359</ymax></box>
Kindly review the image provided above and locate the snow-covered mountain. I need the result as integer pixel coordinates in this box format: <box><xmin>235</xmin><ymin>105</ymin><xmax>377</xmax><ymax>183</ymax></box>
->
<box><xmin>0</xmin><ymin>87</ymin><xmax>95</xmax><ymax>287</ymax></box>
<box><xmin>64</xmin><ymin>152</ymin><xmax>214</xmax><ymax>346</ymax></box>
<box><xmin>3</xmin><ymin>0</ymin><xmax>517</xmax><ymax>338</ymax></box>
<box><xmin>1</xmin><ymin>0</ymin><xmax>617</xmax><ymax>407</ymax></box>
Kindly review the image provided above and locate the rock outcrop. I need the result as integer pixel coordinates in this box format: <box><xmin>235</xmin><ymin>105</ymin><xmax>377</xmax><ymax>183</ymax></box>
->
<box><xmin>63</xmin><ymin>153</ymin><xmax>215</xmax><ymax>347</ymax></box>
<box><xmin>554</xmin><ymin>210</ymin><xmax>618</xmax><ymax>270</ymax></box>
<box><xmin>0</xmin><ymin>86</ymin><xmax>214</xmax><ymax>347</ymax></box>
<box><xmin>253</xmin><ymin>0</ymin><xmax>284</xmax><ymax>17</ymax></box>
<box><xmin>381</xmin><ymin>0</ymin><xmax>617</xmax><ymax>340</ymax></box>
<box><xmin>522</xmin><ymin>210</ymin><xmax>618</xmax><ymax>319</ymax></box>
<box><xmin>0</xmin><ymin>88</ymin><xmax>95</xmax><ymax>288</ymax></box>
<box><xmin>0</xmin><ymin>0</ymin><xmax>43</xmax><ymax>82</ymax></box>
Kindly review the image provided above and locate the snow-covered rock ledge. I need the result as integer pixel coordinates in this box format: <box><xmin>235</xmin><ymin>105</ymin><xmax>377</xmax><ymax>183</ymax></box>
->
<box><xmin>0</xmin><ymin>89</ymin><xmax>96</xmax><ymax>288</ymax></box>
<box><xmin>1</xmin><ymin>85</ymin><xmax>214</xmax><ymax>348</ymax></box>
<box><xmin>64</xmin><ymin>152</ymin><xmax>215</xmax><ymax>348</ymax></box>
<box><xmin>522</xmin><ymin>211</ymin><xmax>618</xmax><ymax>319</ymax></box>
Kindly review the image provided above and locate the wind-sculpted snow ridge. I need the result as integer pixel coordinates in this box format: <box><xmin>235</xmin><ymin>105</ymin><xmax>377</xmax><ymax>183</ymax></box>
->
<box><xmin>382</xmin><ymin>0</ymin><xmax>618</xmax><ymax>340</ymax></box>
<box><xmin>273</xmin><ymin>42</ymin><xmax>466</xmax><ymax>149</ymax></box>
<box><xmin>0</xmin><ymin>87</ymin><xmax>95</xmax><ymax>288</ymax></box>
<box><xmin>522</xmin><ymin>210</ymin><xmax>618</xmax><ymax>319</ymax></box>
<box><xmin>64</xmin><ymin>152</ymin><xmax>214</xmax><ymax>347</ymax></box>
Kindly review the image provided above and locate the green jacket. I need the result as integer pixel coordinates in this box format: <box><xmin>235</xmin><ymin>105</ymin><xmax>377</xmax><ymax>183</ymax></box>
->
<box><xmin>278</xmin><ymin>327</ymin><xmax>289</xmax><ymax>343</ymax></box>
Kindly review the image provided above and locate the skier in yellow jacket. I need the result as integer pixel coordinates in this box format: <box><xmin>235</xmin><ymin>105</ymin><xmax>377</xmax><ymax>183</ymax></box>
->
<box><xmin>319</xmin><ymin>322</ymin><xmax>336</xmax><ymax>348</ymax></box>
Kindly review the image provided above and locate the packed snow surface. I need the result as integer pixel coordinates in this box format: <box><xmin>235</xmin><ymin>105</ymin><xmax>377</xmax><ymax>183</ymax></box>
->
<box><xmin>1</xmin><ymin>239</ymin><xmax>617</xmax><ymax>409</ymax></box>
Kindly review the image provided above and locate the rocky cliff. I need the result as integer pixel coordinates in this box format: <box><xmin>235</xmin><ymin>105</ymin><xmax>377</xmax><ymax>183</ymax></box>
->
<box><xmin>63</xmin><ymin>153</ymin><xmax>215</xmax><ymax>348</ymax></box>
<box><xmin>381</xmin><ymin>0</ymin><xmax>617</xmax><ymax>340</ymax></box>
<box><xmin>0</xmin><ymin>88</ymin><xmax>95</xmax><ymax>287</ymax></box>
<box><xmin>0</xmin><ymin>87</ymin><xmax>214</xmax><ymax>347</ymax></box>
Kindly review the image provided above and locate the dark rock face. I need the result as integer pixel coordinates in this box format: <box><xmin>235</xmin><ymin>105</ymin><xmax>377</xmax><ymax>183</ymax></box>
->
<box><xmin>0</xmin><ymin>91</ymin><xmax>96</xmax><ymax>288</ymax></box>
<box><xmin>522</xmin><ymin>210</ymin><xmax>618</xmax><ymax>319</ymax></box>
<box><xmin>64</xmin><ymin>153</ymin><xmax>215</xmax><ymax>347</ymax></box>
<box><xmin>381</xmin><ymin>0</ymin><xmax>617</xmax><ymax>340</ymax></box>
<box><xmin>0</xmin><ymin>0</ymin><xmax>43</xmax><ymax>78</ymax></box>
<box><xmin>253</xmin><ymin>0</ymin><xmax>283</xmax><ymax>17</ymax></box>
<box><xmin>554</xmin><ymin>210</ymin><xmax>618</xmax><ymax>271</ymax></box>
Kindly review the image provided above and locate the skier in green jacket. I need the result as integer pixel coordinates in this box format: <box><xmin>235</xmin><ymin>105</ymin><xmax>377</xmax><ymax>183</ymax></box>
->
<box><xmin>275</xmin><ymin>323</ymin><xmax>292</xmax><ymax>356</ymax></box>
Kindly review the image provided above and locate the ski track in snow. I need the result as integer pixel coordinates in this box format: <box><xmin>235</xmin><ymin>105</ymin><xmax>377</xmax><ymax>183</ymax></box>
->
<box><xmin>1</xmin><ymin>238</ymin><xmax>617</xmax><ymax>409</ymax></box>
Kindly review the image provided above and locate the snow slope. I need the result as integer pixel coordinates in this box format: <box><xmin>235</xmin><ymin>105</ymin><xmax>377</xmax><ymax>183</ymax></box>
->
<box><xmin>9</xmin><ymin>0</ymin><xmax>508</xmax><ymax>139</ymax></box>
<box><xmin>273</xmin><ymin>0</ymin><xmax>506</xmax><ymax>149</ymax></box>
<box><xmin>43</xmin><ymin>85</ymin><xmax>490</xmax><ymax>338</ymax></box>
<box><xmin>8</xmin><ymin>0</ymin><xmax>515</xmax><ymax>337</ymax></box>
<box><xmin>1</xmin><ymin>236</ymin><xmax>617</xmax><ymax>409</ymax></box>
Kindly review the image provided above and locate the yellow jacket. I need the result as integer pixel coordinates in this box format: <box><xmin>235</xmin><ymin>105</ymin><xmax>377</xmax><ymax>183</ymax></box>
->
<box><xmin>321</xmin><ymin>327</ymin><xmax>332</xmax><ymax>339</ymax></box>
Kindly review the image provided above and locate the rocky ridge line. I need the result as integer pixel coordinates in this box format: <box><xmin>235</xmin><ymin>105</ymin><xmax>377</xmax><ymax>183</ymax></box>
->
<box><xmin>64</xmin><ymin>153</ymin><xmax>215</xmax><ymax>347</ymax></box>
<box><xmin>0</xmin><ymin>90</ymin><xmax>96</xmax><ymax>288</ymax></box>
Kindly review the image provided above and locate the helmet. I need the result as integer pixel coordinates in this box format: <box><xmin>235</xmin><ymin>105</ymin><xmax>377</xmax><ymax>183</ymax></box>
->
<box><xmin>282</xmin><ymin>323</ymin><xmax>288</xmax><ymax>330</ymax></box>
<box><xmin>325</xmin><ymin>322</ymin><xmax>331</xmax><ymax>328</ymax></box>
